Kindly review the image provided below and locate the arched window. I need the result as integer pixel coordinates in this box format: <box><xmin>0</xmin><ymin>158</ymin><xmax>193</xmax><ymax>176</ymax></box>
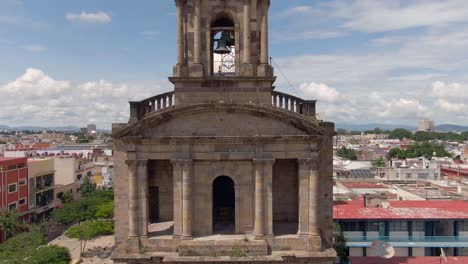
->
<box><xmin>211</xmin><ymin>15</ymin><xmax>236</xmax><ymax>76</ymax></box>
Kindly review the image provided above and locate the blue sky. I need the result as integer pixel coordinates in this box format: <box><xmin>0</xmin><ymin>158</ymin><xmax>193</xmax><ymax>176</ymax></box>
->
<box><xmin>1</xmin><ymin>0</ymin><xmax>467</xmax><ymax>129</ymax></box>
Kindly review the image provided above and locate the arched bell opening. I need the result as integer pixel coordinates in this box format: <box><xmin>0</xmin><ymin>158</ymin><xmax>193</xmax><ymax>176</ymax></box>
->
<box><xmin>210</xmin><ymin>15</ymin><xmax>237</xmax><ymax>76</ymax></box>
<box><xmin>212</xmin><ymin>175</ymin><xmax>235</xmax><ymax>234</ymax></box>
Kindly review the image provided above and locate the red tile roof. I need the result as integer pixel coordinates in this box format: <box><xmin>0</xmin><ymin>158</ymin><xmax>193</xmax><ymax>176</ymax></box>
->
<box><xmin>334</xmin><ymin>198</ymin><xmax>468</xmax><ymax>220</ymax></box>
<box><xmin>351</xmin><ymin>256</ymin><xmax>468</xmax><ymax>264</ymax></box>
<box><xmin>342</xmin><ymin>182</ymin><xmax>389</xmax><ymax>189</ymax></box>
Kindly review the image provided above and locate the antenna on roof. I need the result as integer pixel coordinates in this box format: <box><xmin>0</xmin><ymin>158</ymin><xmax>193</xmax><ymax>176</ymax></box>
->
<box><xmin>370</xmin><ymin>241</ymin><xmax>395</xmax><ymax>259</ymax></box>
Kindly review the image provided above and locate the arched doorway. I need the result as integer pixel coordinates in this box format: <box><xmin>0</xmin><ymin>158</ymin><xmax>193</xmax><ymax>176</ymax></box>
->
<box><xmin>212</xmin><ymin>176</ymin><xmax>235</xmax><ymax>234</ymax></box>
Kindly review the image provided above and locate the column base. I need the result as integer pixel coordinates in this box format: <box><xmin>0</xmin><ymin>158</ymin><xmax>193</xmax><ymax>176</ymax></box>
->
<box><xmin>188</xmin><ymin>63</ymin><xmax>204</xmax><ymax>77</ymax></box>
<box><xmin>126</xmin><ymin>237</ymin><xmax>140</xmax><ymax>254</ymax></box>
<box><xmin>181</xmin><ymin>235</ymin><xmax>193</xmax><ymax>240</ymax></box>
<box><xmin>254</xmin><ymin>234</ymin><xmax>265</xmax><ymax>240</ymax></box>
<box><xmin>257</xmin><ymin>63</ymin><xmax>273</xmax><ymax>77</ymax></box>
<box><xmin>241</xmin><ymin>63</ymin><xmax>254</xmax><ymax>76</ymax></box>
<box><xmin>173</xmin><ymin>63</ymin><xmax>188</xmax><ymax>77</ymax></box>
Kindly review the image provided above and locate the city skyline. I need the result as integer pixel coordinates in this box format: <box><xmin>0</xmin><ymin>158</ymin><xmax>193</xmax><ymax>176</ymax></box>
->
<box><xmin>0</xmin><ymin>0</ymin><xmax>467</xmax><ymax>128</ymax></box>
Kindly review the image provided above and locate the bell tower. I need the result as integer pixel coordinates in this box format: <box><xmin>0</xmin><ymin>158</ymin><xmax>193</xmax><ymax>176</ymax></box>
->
<box><xmin>170</xmin><ymin>0</ymin><xmax>275</xmax><ymax>105</ymax></box>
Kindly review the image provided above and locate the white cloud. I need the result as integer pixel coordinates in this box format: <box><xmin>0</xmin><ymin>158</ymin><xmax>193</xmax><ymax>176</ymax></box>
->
<box><xmin>79</xmin><ymin>80</ymin><xmax>129</xmax><ymax>99</ymax></box>
<box><xmin>327</xmin><ymin>0</ymin><xmax>468</xmax><ymax>33</ymax></box>
<box><xmin>1</xmin><ymin>68</ymin><xmax>70</xmax><ymax>97</ymax></box>
<box><xmin>298</xmin><ymin>82</ymin><xmax>340</xmax><ymax>102</ymax></box>
<box><xmin>23</xmin><ymin>44</ymin><xmax>45</xmax><ymax>53</ymax></box>
<box><xmin>66</xmin><ymin>11</ymin><xmax>111</xmax><ymax>24</ymax></box>
<box><xmin>432</xmin><ymin>81</ymin><xmax>468</xmax><ymax>99</ymax></box>
<box><xmin>436</xmin><ymin>99</ymin><xmax>467</xmax><ymax>113</ymax></box>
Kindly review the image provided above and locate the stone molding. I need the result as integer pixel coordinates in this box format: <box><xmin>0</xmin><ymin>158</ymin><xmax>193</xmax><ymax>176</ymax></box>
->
<box><xmin>297</xmin><ymin>158</ymin><xmax>319</xmax><ymax>170</ymax></box>
<box><xmin>171</xmin><ymin>159</ymin><xmax>193</xmax><ymax>167</ymax></box>
<box><xmin>112</xmin><ymin>103</ymin><xmax>329</xmax><ymax>138</ymax></box>
<box><xmin>252</xmin><ymin>158</ymin><xmax>275</xmax><ymax>166</ymax></box>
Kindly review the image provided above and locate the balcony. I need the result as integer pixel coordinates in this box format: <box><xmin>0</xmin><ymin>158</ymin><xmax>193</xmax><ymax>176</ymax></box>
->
<box><xmin>344</xmin><ymin>236</ymin><xmax>468</xmax><ymax>248</ymax></box>
<box><xmin>128</xmin><ymin>90</ymin><xmax>316</xmax><ymax>122</ymax></box>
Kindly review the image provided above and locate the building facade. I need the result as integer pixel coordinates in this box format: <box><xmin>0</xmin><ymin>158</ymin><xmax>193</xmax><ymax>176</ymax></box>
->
<box><xmin>28</xmin><ymin>159</ymin><xmax>55</xmax><ymax>223</ymax></box>
<box><xmin>0</xmin><ymin>157</ymin><xmax>29</xmax><ymax>243</ymax></box>
<box><xmin>111</xmin><ymin>1</ymin><xmax>336</xmax><ymax>263</ymax></box>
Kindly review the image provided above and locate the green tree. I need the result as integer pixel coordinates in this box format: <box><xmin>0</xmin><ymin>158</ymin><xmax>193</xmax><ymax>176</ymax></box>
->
<box><xmin>28</xmin><ymin>245</ymin><xmax>71</xmax><ymax>264</ymax></box>
<box><xmin>333</xmin><ymin>223</ymin><xmax>349</xmax><ymax>263</ymax></box>
<box><xmin>388</xmin><ymin>128</ymin><xmax>412</xmax><ymax>139</ymax></box>
<box><xmin>0</xmin><ymin>228</ymin><xmax>45</xmax><ymax>262</ymax></box>
<box><xmin>387</xmin><ymin>142</ymin><xmax>452</xmax><ymax>159</ymax></box>
<box><xmin>80</xmin><ymin>176</ymin><xmax>96</xmax><ymax>197</ymax></box>
<box><xmin>337</xmin><ymin>147</ymin><xmax>358</xmax><ymax>160</ymax></box>
<box><xmin>65</xmin><ymin>220</ymin><xmax>114</xmax><ymax>258</ymax></box>
<box><xmin>371</xmin><ymin>157</ymin><xmax>386</xmax><ymax>167</ymax></box>
<box><xmin>0</xmin><ymin>210</ymin><xmax>29</xmax><ymax>239</ymax></box>
<box><xmin>95</xmin><ymin>201</ymin><xmax>114</xmax><ymax>219</ymax></box>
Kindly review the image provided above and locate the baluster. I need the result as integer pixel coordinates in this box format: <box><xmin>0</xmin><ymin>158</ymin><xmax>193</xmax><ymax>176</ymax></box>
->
<box><xmin>272</xmin><ymin>94</ymin><xmax>277</xmax><ymax>106</ymax></box>
<box><xmin>285</xmin><ymin>98</ymin><xmax>290</xmax><ymax>111</ymax></box>
<box><xmin>163</xmin><ymin>96</ymin><xmax>167</xmax><ymax>108</ymax></box>
<box><xmin>279</xmin><ymin>95</ymin><xmax>283</xmax><ymax>108</ymax></box>
<box><xmin>169</xmin><ymin>94</ymin><xmax>173</xmax><ymax>106</ymax></box>
<box><xmin>157</xmin><ymin>97</ymin><xmax>161</xmax><ymax>110</ymax></box>
<box><xmin>150</xmin><ymin>100</ymin><xmax>155</xmax><ymax>112</ymax></box>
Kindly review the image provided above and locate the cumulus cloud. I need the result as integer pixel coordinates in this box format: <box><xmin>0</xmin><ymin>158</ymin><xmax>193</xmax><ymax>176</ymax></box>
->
<box><xmin>0</xmin><ymin>68</ymin><xmax>166</xmax><ymax>129</ymax></box>
<box><xmin>66</xmin><ymin>11</ymin><xmax>111</xmax><ymax>23</ymax></box>
<box><xmin>1</xmin><ymin>68</ymin><xmax>70</xmax><ymax>97</ymax></box>
<box><xmin>298</xmin><ymin>82</ymin><xmax>340</xmax><ymax>102</ymax></box>
<box><xmin>432</xmin><ymin>81</ymin><xmax>468</xmax><ymax>99</ymax></box>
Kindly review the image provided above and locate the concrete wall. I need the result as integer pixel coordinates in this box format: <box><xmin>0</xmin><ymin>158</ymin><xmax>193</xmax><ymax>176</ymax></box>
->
<box><xmin>272</xmin><ymin>159</ymin><xmax>298</xmax><ymax>222</ymax></box>
<box><xmin>148</xmin><ymin>160</ymin><xmax>173</xmax><ymax>222</ymax></box>
<box><xmin>53</xmin><ymin>158</ymin><xmax>76</xmax><ymax>185</ymax></box>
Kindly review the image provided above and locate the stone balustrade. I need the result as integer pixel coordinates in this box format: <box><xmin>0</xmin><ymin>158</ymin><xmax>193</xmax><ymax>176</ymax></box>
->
<box><xmin>129</xmin><ymin>91</ymin><xmax>175</xmax><ymax>122</ymax></box>
<box><xmin>129</xmin><ymin>90</ymin><xmax>316</xmax><ymax>123</ymax></box>
<box><xmin>272</xmin><ymin>91</ymin><xmax>316</xmax><ymax>118</ymax></box>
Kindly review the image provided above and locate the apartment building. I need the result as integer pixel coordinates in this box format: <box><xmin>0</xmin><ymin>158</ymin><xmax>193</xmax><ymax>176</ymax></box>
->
<box><xmin>28</xmin><ymin>159</ymin><xmax>55</xmax><ymax>223</ymax></box>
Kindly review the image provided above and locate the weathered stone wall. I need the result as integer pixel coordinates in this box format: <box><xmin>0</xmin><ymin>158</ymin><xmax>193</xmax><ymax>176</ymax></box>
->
<box><xmin>141</xmin><ymin>109</ymin><xmax>306</xmax><ymax>137</ymax></box>
<box><xmin>113</xmin><ymin>145</ymin><xmax>129</xmax><ymax>247</ymax></box>
<box><xmin>148</xmin><ymin>160</ymin><xmax>173</xmax><ymax>222</ymax></box>
<box><xmin>272</xmin><ymin>159</ymin><xmax>298</xmax><ymax>223</ymax></box>
<box><xmin>192</xmin><ymin>161</ymin><xmax>254</xmax><ymax>236</ymax></box>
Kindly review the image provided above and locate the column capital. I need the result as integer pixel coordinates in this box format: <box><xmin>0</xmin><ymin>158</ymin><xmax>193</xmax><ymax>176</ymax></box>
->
<box><xmin>297</xmin><ymin>158</ymin><xmax>318</xmax><ymax>170</ymax></box>
<box><xmin>171</xmin><ymin>159</ymin><xmax>193</xmax><ymax>167</ymax></box>
<box><xmin>125</xmin><ymin>159</ymin><xmax>138</xmax><ymax>167</ymax></box>
<box><xmin>261</xmin><ymin>0</ymin><xmax>270</xmax><ymax>7</ymax></box>
<box><xmin>175</xmin><ymin>0</ymin><xmax>186</xmax><ymax>7</ymax></box>
<box><xmin>244</xmin><ymin>0</ymin><xmax>251</xmax><ymax>5</ymax></box>
<box><xmin>253</xmin><ymin>158</ymin><xmax>275</xmax><ymax>166</ymax></box>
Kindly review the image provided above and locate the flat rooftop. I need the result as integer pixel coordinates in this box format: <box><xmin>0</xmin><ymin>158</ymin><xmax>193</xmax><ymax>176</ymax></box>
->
<box><xmin>334</xmin><ymin>198</ymin><xmax>468</xmax><ymax>220</ymax></box>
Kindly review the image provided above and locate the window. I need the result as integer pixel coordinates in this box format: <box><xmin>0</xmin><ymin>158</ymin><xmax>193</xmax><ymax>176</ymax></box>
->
<box><xmin>434</xmin><ymin>173</ymin><xmax>439</xmax><ymax>180</ymax></box>
<box><xmin>19</xmin><ymin>198</ymin><xmax>26</xmax><ymax>206</ymax></box>
<box><xmin>19</xmin><ymin>178</ymin><xmax>26</xmax><ymax>186</ymax></box>
<box><xmin>367</xmin><ymin>221</ymin><xmax>384</xmax><ymax>231</ymax></box>
<box><xmin>341</xmin><ymin>221</ymin><xmax>364</xmax><ymax>232</ymax></box>
<box><xmin>418</xmin><ymin>173</ymin><xmax>429</xmax><ymax>179</ymax></box>
<box><xmin>8</xmin><ymin>183</ymin><xmax>17</xmax><ymax>193</ymax></box>
<box><xmin>459</xmin><ymin>221</ymin><xmax>468</xmax><ymax>232</ymax></box>
<box><xmin>389</xmin><ymin>221</ymin><xmax>408</xmax><ymax>232</ymax></box>
<box><xmin>18</xmin><ymin>163</ymin><xmax>25</xmax><ymax>168</ymax></box>
<box><xmin>412</xmin><ymin>221</ymin><xmax>425</xmax><ymax>231</ymax></box>
<box><xmin>406</xmin><ymin>173</ymin><xmax>412</xmax><ymax>179</ymax></box>
<box><xmin>9</xmin><ymin>202</ymin><xmax>17</xmax><ymax>211</ymax></box>
<box><xmin>8</xmin><ymin>165</ymin><xmax>17</xmax><ymax>170</ymax></box>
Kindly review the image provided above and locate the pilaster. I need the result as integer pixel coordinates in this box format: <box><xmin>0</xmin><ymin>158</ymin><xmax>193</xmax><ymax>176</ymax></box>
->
<box><xmin>172</xmin><ymin>159</ymin><xmax>193</xmax><ymax>239</ymax></box>
<box><xmin>253</xmin><ymin>158</ymin><xmax>275</xmax><ymax>239</ymax></box>
<box><xmin>137</xmin><ymin>160</ymin><xmax>149</xmax><ymax>238</ymax></box>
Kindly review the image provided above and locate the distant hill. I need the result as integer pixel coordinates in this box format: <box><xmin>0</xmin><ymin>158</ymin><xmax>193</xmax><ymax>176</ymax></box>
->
<box><xmin>336</xmin><ymin>123</ymin><xmax>416</xmax><ymax>132</ymax></box>
<box><xmin>436</xmin><ymin>124</ymin><xmax>468</xmax><ymax>133</ymax></box>
<box><xmin>0</xmin><ymin>125</ymin><xmax>81</xmax><ymax>132</ymax></box>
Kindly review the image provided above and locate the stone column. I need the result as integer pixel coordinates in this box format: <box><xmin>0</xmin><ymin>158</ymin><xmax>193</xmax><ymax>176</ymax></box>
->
<box><xmin>175</xmin><ymin>0</ymin><xmax>185</xmax><ymax>65</ymax></box>
<box><xmin>172</xmin><ymin>159</ymin><xmax>184</xmax><ymax>237</ymax></box>
<box><xmin>193</xmin><ymin>0</ymin><xmax>201</xmax><ymax>64</ymax></box>
<box><xmin>308</xmin><ymin>160</ymin><xmax>320</xmax><ymax>236</ymax></box>
<box><xmin>253</xmin><ymin>159</ymin><xmax>274</xmax><ymax>239</ymax></box>
<box><xmin>297</xmin><ymin>159</ymin><xmax>310</xmax><ymax>236</ymax></box>
<box><xmin>181</xmin><ymin>160</ymin><xmax>193</xmax><ymax>239</ymax></box>
<box><xmin>243</xmin><ymin>0</ymin><xmax>251</xmax><ymax>64</ymax></box>
<box><xmin>126</xmin><ymin>160</ymin><xmax>139</xmax><ymax>238</ymax></box>
<box><xmin>260</xmin><ymin>0</ymin><xmax>269</xmax><ymax>64</ymax></box>
<box><xmin>137</xmin><ymin>160</ymin><xmax>149</xmax><ymax>237</ymax></box>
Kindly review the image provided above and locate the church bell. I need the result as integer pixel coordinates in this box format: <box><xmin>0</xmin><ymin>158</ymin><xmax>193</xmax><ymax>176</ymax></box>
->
<box><xmin>214</xmin><ymin>31</ymin><xmax>234</xmax><ymax>54</ymax></box>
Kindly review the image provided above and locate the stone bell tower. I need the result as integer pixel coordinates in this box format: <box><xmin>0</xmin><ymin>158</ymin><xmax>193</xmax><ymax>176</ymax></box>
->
<box><xmin>111</xmin><ymin>1</ymin><xmax>336</xmax><ymax>263</ymax></box>
<box><xmin>171</xmin><ymin>0</ymin><xmax>275</xmax><ymax>105</ymax></box>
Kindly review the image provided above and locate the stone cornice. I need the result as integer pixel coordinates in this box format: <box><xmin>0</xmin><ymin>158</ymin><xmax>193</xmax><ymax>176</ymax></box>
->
<box><xmin>112</xmin><ymin>103</ymin><xmax>331</xmax><ymax>138</ymax></box>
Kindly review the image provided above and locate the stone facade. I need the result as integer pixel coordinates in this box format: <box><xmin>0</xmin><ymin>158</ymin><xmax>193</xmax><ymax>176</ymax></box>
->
<box><xmin>112</xmin><ymin>0</ymin><xmax>336</xmax><ymax>263</ymax></box>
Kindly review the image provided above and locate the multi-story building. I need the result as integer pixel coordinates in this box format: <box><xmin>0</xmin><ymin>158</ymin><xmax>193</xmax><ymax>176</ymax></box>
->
<box><xmin>0</xmin><ymin>157</ymin><xmax>29</xmax><ymax>243</ymax></box>
<box><xmin>417</xmin><ymin>119</ymin><xmax>435</xmax><ymax>132</ymax></box>
<box><xmin>53</xmin><ymin>157</ymin><xmax>94</xmax><ymax>202</ymax></box>
<box><xmin>334</xmin><ymin>195</ymin><xmax>468</xmax><ymax>257</ymax></box>
<box><xmin>28</xmin><ymin>159</ymin><xmax>55</xmax><ymax>223</ymax></box>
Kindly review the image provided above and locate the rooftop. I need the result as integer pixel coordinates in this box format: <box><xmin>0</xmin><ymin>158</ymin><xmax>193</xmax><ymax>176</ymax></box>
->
<box><xmin>350</xmin><ymin>256</ymin><xmax>468</xmax><ymax>264</ymax></box>
<box><xmin>334</xmin><ymin>198</ymin><xmax>468</xmax><ymax>220</ymax></box>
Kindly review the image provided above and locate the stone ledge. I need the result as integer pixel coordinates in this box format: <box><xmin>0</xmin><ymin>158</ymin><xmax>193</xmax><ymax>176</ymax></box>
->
<box><xmin>178</xmin><ymin>239</ymin><xmax>268</xmax><ymax>257</ymax></box>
